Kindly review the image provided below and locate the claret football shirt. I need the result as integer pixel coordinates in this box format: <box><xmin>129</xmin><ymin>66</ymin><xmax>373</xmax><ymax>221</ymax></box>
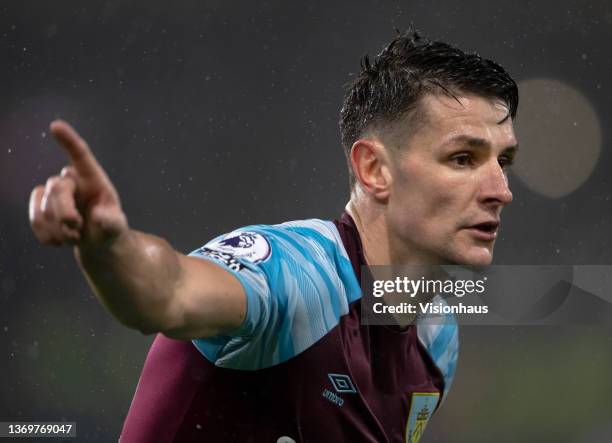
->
<box><xmin>120</xmin><ymin>213</ymin><xmax>458</xmax><ymax>442</ymax></box>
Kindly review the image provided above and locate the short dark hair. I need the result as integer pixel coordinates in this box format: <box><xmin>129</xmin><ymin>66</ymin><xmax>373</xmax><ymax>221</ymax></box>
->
<box><xmin>339</xmin><ymin>30</ymin><xmax>519</xmax><ymax>188</ymax></box>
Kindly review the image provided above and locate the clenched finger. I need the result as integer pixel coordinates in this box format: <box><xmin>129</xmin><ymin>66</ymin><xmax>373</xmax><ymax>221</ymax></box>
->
<box><xmin>29</xmin><ymin>185</ymin><xmax>52</xmax><ymax>243</ymax></box>
<box><xmin>41</xmin><ymin>175</ymin><xmax>83</xmax><ymax>230</ymax></box>
<box><xmin>60</xmin><ymin>165</ymin><xmax>79</xmax><ymax>182</ymax></box>
<box><xmin>60</xmin><ymin>223</ymin><xmax>81</xmax><ymax>244</ymax></box>
<box><xmin>29</xmin><ymin>185</ymin><xmax>45</xmax><ymax>227</ymax></box>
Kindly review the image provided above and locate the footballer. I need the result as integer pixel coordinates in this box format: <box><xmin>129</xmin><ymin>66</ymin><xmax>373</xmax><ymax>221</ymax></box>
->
<box><xmin>29</xmin><ymin>30</ymin><xmax>518</xmax><ymax>442</ymax></box>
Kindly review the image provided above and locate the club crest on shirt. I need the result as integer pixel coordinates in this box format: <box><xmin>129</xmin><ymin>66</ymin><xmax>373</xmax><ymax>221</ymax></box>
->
<box><xmin>405</xmin><ymin>392</ymin><xmax>440</xmax><ymax>443</ymax></box>
<box><xmin>207</xmin><ymin>231</ymin><xmax>271</xmax><ymax>264</ymax></box>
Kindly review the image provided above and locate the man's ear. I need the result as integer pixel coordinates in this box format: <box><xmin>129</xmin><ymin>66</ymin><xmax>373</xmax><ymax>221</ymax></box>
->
<box><xmin>350</xmin><ymin>138</ymin><xmax>392</xmax><ymax>201</ymax></box>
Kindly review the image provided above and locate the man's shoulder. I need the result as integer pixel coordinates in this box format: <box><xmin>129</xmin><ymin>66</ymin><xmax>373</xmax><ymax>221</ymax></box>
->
<box><xmin>203</xmin><ymin>218</ymin><xmax>348</xmax><ymax>265</ymax></box>
<box><xmin>191</xmin><ymin>217</ymin><xmax>363</xmax><ymax>370</ymax></box>
<box><xmin>245</xmin><ymin>218</ymin><xmax>343</xmax><ymax>244</ymax></box>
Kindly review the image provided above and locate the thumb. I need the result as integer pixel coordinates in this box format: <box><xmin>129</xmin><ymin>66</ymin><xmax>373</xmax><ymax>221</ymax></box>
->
<box><xmin>83</xmin><ymin>204</ymin><xmax>129</xmax><ymax>244</ymax></box>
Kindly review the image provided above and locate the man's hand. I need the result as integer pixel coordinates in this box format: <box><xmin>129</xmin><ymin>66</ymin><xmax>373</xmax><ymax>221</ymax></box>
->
<box><xmin>29</xmin><ymin>120</ymin><xmax>128</xmax><ymax>247</ymax></box>
<box><xmin>27</xmin><ymin>120</ymin><xmax>246</xmax><ymax>338</ymax></box>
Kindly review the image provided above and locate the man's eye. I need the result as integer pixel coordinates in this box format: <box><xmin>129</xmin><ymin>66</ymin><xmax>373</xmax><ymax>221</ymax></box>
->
<box><xmin>451</xmin><ymin>153</ymin><xmax>473</xmax><ymax>167</ymax></box>
<box><xmin>498</xmin><ymin>155</ymin><xmax>514</xmax><ymax>169</ymax></box>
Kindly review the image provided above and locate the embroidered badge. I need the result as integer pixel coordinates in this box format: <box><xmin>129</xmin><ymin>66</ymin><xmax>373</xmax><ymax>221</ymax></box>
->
<box><xmin>405</xmin><ymin>392</ymin><xmax>440</xmax><ymax>443</ymax></box>
<box><xmin>207</xmin><ymin>231</ymin><xmax>271</xmax><ymax>264</ymax></box>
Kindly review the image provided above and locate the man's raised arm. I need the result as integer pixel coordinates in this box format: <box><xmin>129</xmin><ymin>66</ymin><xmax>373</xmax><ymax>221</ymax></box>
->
<box><xmin>28</xmin><ymin>120</ymin><xmax>246</xmax><ymax>339</ymax></box>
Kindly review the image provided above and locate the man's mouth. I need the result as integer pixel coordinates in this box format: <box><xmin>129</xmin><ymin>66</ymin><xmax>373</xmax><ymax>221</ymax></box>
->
<box><xmin>465</xmin><ymin>221</ymin><xmax>499</xmax><ymax>241</ymax></box>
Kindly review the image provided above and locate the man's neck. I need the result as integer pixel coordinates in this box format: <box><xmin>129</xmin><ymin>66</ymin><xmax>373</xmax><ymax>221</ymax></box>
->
<box><xmin>345</xmin><ymin>198</ymin><xmax>390</xmax><ymax>266</ymax></box>
<box><xmin>346</xmin><ymin>193</ymin><xmax>445</xmax><ymax>267</ymax></box>
<box><xmin>346</xmin><ymin>197</ymin><xmax>443</xmax><ymax>328</ymax></box>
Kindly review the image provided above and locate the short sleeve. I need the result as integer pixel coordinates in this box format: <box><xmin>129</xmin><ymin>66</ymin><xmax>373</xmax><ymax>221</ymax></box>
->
<box><xmin>416</xmin><ymin>296</ymin><xmax>459</xmax><ymax>404</ymax></box>
<box><xmin>188</xmin><ymin>219</ymin><xmax>362</xmax><ymax>370</ymax></box>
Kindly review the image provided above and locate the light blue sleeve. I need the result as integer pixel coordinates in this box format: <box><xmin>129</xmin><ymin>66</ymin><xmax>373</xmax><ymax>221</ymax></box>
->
<box><xmin>416</xmin><ymin>296</ymin><xmax>460</xmax><ymax>404</ymax></box>
<box><xmin>187</xmin><ymin>219</ymin><xmax>362</xmax><ymax>370</ymax></box>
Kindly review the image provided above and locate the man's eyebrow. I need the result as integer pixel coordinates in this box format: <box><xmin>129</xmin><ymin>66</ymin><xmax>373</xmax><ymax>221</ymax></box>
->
<box><xmin>446</xmin><ymin>135</ymin><xmax>519</xmax><ymax>152</ymax></box>
<box><xmin>503</xmin><ymin>145</ymin><xmax>519</xmax><ymax>156</ymax></box>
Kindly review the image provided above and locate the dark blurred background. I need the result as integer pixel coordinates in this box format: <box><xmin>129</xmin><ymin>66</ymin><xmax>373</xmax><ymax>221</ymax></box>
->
<box><xmin>1</xmin><ymin>1</ymin><xmax>611</xmax><ymax>442</ymax></box>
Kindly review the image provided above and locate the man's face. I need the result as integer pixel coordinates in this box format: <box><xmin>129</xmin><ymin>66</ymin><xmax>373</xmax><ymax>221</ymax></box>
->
<box><xmin>386</xmin><ymin>93</ymin><xmax>518</xmax><ymax>266</ymax></box>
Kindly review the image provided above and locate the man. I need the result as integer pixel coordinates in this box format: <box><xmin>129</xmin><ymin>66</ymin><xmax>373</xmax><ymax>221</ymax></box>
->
<box><xmin>28</xmin><ymin>30</ymin><xmax>518</xmax><ymax>442</ymax></box>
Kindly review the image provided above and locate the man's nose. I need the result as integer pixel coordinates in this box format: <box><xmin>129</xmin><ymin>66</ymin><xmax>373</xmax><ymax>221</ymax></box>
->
<box><xmin>479</xmin><ymin>160</ymin><xmax>513</xmax><ymax>207</ymax></box>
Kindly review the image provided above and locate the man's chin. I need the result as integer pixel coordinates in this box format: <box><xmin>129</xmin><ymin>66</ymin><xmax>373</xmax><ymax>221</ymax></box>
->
<box><xmin>449</xmin><ymin>247</ymin><xmax>494</xmax><ymax>267</ymax></box>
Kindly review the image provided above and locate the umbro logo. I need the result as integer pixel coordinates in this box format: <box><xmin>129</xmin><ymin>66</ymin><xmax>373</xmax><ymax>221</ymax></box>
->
<box><xmin>322</xmin><ymin>373</ymin><xmax>357</xmax><ymax>407</ymax></box>
<box><xmin>328</xmin><ymin>373</ymin><xmax>357</xmax><ymax>393</ymax></box>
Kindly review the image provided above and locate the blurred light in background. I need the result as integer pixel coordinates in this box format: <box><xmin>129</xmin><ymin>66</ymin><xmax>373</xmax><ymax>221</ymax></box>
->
<box><xmin>513</xmin><ymin>78</ymin><xmax>601</xmax><ymax>199</ymax></box>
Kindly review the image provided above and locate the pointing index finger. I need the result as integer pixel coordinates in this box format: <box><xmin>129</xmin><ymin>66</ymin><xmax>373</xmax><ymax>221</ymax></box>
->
<box><xmin>50</xmin><ymin>120</ymin><xmax>105</xmax><ymax>180</ymax></box>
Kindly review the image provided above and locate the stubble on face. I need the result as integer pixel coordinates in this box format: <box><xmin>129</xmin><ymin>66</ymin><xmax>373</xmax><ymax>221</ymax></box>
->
<box><xmin>383</xmin><ymin>92</ymin><xmax>517</xmax><ymax>266</ymax></box>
